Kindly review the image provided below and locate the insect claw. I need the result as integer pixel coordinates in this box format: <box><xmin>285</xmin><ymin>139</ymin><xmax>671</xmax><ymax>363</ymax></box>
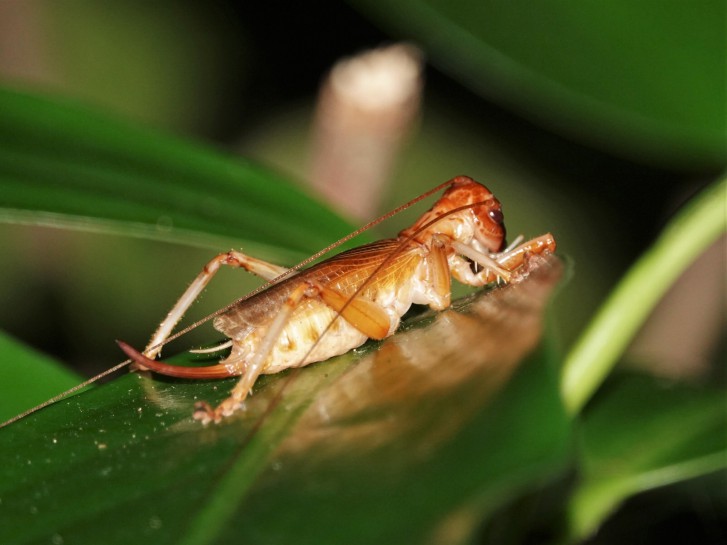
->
<box><xmin>193</xmin><ymin>401</ymin><xmax>214</xmax><ymax>425</ymax></box>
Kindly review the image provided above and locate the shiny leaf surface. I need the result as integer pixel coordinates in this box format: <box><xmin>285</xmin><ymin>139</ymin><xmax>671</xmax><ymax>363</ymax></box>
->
<box><xmin>0</xmin><ymin>332</ymin><xmax>81</xmax><ymax>422</ymax></box>
<box><xmin>0</xmin><ymin>259</ymin><xmax>568</xmax><ymax>545</ymax></box>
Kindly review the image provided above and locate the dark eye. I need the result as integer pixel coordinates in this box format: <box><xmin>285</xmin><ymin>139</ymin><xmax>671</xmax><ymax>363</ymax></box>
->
<box><xmin>488</xmin><ymin>208</ymin><xmax>504</xmax><ymax>225</ymax></box>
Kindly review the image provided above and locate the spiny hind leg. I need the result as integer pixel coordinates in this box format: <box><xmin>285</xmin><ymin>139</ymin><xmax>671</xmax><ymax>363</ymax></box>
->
<box><xmin>194</xmin><ymin>282</ymin><xmax>314</xmax><ymax>424</ymax></box>
<box><xmin>143</xmin><ymin>250</ymin><xmax>290</xmax><ymax>361</ymax></box>
<box><xmin>194</xmin><ymin>282</ymin><xmax>394</xmax><ymax>424</ymax></box>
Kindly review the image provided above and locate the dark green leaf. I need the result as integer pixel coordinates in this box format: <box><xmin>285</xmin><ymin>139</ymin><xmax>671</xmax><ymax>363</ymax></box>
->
<box><xmin>0</xmin><ymin>259</ymin><xmax>568</xmax><ymax>545</ymax></box>
<box><xmin>0</xmin><ymin>331</ymin><xmax>81</xmax><ymax>422</ymax></box>
<box><xmin>0</xmin><ymin>88</ymin><xmax>355</xmax><ymax>262</ymax></box>
<box><xmin>351</xmin><ymin>0</ymin><xmax>726</xmax><ymax>169</ymax></box>
<box><xmin>568</xmin><ymin>374</ymin><xmax>727</xmax><ymax>541</ymax></box>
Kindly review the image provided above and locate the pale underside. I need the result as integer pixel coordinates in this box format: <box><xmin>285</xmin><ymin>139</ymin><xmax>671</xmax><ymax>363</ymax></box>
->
<box><xmin>213</xmin><ymin>239</ymin><xmax>432</xmax><ymax>375</ymax></box>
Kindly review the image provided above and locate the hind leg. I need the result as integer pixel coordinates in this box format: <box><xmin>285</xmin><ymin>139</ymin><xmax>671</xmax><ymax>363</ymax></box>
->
<box><xmin>143</xmin><ymin>250</ymin><xmax>289</xmax><ymax>361</ymax></box>
<box><xmin>195</xmin><ymin>281</ymin><xmax>393</xmax><ymax>424</ymax></box>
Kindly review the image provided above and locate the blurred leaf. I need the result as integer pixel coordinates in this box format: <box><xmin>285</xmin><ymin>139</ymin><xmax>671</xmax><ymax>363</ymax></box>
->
<box><xmin>0</xmin><ymin>331</ymin><xmax>81</xmax><ymax>422</ymax></box>
<box><xmin>0</xmin><ymin>259</ymin><xmax>568</xmax><ymax>545</ymax></box>
<box><xmin>568</xmin><ymin>374</ymin><xmax>727</xmax><ymax>541</ymax></box>
<box><xmin>0</xmin><ymin>87</ymin><xmax>355</xmax><ymax>263</ymax></box>
<box><xmin>351</xmin><ymin>0</ymin><xmax>726</xmax><ymax>168</ymax></box>
<box><xmin>562</xmin><ymin>177</ymin><xmax>726</xmax><ymax>414</ymax></box>
<box><xmin>42</xmin><ymin>1</ymin><xmax>246</xmax><ymax>133</ymax></box>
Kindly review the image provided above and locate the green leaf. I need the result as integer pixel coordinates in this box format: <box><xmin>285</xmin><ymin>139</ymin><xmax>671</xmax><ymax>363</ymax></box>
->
<box><xmin>568</xmin><ymin>374</ymin><xmax>727</xmax><ymax>541</ymax></box>
<box><xmin>561</xmin><ymin>177</ymin><xmax>727</xmax><ymax>414</ymax></box>
<box><xmin>351</xmin><ymin>0</ymin><xmax>726</xmax><ymax>168</ymax></box>
<box><xmin>0</xmin><ymin>260</ymin><xmax>568</xmax><ymax>545</ymax></box>
<box><xmin>0</xmin><ymin>332</ymin><xmax>82</xmax><ymax>422</ymax></box>
<box><xmin>0</xmin><ymin>87</ymin><xmax>355</xmax><ymax>262</ymax></box>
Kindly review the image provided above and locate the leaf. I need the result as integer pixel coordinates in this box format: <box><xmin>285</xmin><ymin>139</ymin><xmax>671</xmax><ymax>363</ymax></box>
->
<box><xmin>0</xmin><ymin>87</ymin><xmax>355</xmax><ymax>262</ymax></box>
<box><xmin>561</xmin><ymin>177</ymin><xmax>726</xmax><ymax>414</ymax></box>
<box><xmin>0</xmin><ymin>258</ymin><xmax>568</xmax><ymax>545</ymax></box>
<box><xmin>351</xmin><ymin>0</ymin><xmax>726</xmax><ymax>168</ymax></box>
<box><xmin>568</xmin><ymin>374</ymin><xmax>727</xmax><ymax>541</ymax></box>
<box><xmin>0</xmin><ymin>332</ymin><xmax>82</xmax><ymax>422</ymax></box>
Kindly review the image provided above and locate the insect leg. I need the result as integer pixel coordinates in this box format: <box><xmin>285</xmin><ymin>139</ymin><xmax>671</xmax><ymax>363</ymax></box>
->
<box><xmin>493</xmin><ymin>233</ymin><xmax>556</xmax><ymax>272</ymax></box>
<box><xmin>313</xmin><ymin>283</ymin><xmax>392</xmax><ymax>340</ymax></box>
<box><xmin>421</xmin><ymin>239</ymin><xmax>452</xmax><ymax>310</ymax></box>
<box><xmin>196</xmin><ymin>282</ymin><xmax>395</xmax><ymax>424</ymax></box>
<box><xmin>144</xmin><ymin>250</ymin><xmax>290</xmax><ymax>360</ymax></box>
<box><xmin>197</xmin><ymin>282</ymin><xmax>313</xmax><ymax>423</ymax></box>
<box><xmin>450</xmin><ymin>233</ymin><xmax>556</xmax><ymax>287</ymax></box>
<box><xmin>449</xmin><ymin>240</ymin><xmax>512</xmax><ymax>282</ymax></box>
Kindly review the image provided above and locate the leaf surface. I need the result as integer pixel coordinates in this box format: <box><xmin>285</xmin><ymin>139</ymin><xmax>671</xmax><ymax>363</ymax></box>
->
<box><xmin>0</xmin><ymin>259</ymin><xmax>568</xmax><ymax>545</ymax></box>
<box><xmin>568</xmin><ymin>374</ymin><xmax>727</xmax><ymax>540</ymax></box>
<box><xmin>0</xmin><ymin>332</ymin><xmax>82</xmax><ymax>422</ymax></box>
<box><xmin>0</xmin><ymin>88</ymin><xmax>355</xmax><ymax>262</ymax></box>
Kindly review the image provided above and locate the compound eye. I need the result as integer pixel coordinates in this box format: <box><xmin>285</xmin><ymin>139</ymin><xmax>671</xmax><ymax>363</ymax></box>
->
<box><xmin>488</xmin><ymin>208</ymin><xmax>504</xmax><ymax>225</ymax></box>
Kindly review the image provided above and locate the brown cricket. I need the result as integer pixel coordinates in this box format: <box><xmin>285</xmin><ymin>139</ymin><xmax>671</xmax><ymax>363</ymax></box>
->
<box><xmin>117</xmin><ymin>176</ymin><xmax>556</xmax><ymax>424</ymax></box>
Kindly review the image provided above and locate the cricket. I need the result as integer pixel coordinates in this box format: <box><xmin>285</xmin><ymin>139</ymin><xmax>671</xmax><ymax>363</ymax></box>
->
<box><xmin>114</xmin><ymin>175</ymin><xmax>556</xmax><ymax>424</ymax></box>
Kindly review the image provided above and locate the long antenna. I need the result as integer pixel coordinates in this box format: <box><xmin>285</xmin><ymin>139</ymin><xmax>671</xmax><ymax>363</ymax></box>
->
<box><xmin>0</xmin><ymin>360</ymin><xmax>131</xmax><ymax>428</ymax></box>
<box><xmin>155</xmin><ymin>178</ymin><xmax>455</xmax><ymax>345</ymax></box>
<box><xmin>0</xmin><ymin>179</ymin><xmax>456</xmax><ymax>428</ymax></box>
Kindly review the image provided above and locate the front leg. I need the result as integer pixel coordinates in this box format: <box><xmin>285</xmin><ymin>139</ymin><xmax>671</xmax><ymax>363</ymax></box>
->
<box><xmin>449</xmin><ymin>233</ymin><xmax>556</xmax><ymax>287</ymax></box>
